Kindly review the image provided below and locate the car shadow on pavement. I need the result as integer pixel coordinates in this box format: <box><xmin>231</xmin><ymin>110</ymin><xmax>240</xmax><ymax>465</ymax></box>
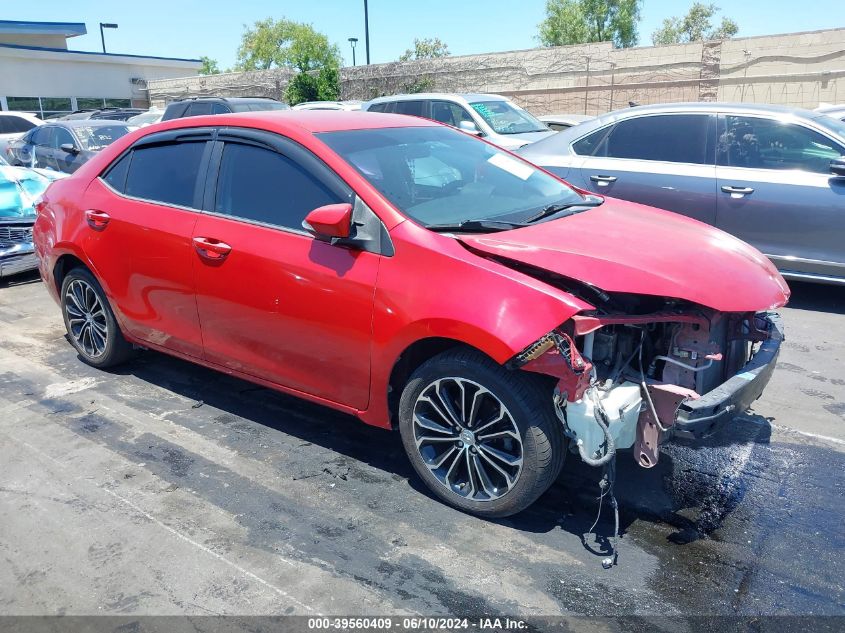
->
<box><xmin>0</xmin><ymin>269</ymin><xmax>42</xmax><ymax>289</ymax></box>
<box><xmin>488</xmin><ymin>413</ymin><xmax>774</xmax><ymax>558</ymax></box>
<box><xmin>112</xmin><ymin>349</ymin><xmax>776</xmax><ymax>562</ymax></box>
<box><xmin>785</xmin><ymin>280</ymin><xmax>845</xmax><ymax>314</ymax></box>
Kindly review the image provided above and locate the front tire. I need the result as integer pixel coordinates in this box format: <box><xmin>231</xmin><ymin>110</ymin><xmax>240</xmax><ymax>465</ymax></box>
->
<box><xmin>60</xmin><ymin>267</ymin><xmax>134</xmax><ymax>368</ymax></box>
<box><xmin>398</xmin><ymin>348</ymin><xmax>564</xmax><ymax>518</ymax></box>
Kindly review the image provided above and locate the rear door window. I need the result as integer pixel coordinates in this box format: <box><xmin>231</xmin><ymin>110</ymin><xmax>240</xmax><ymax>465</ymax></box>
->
<box><xmin>604</xmin><ymin>115</ymin><xmax>711</xmax><ymax>164</ymax></box>
<box><xmin>187</xmin><ymin>102</ymin><xmax>213</xmax><ymax>116</ymax></box>
<box><xmin>30</xmin><ymin>127</ymin><xmax>53</xmax><ymax>146</ymax></box>
<box><xmin>717</xmin><ymin>115</ymin><xmax>845</xmax><ymax>173</ymax></box>
<box><xmin>394</xmin><ymin>101</ymin><xmax>426</xmax><ymax>117</ymax></box>
<box><xmin>214</xmin><ymin>142</ymin><xmax>341</xmax><ymax>230</ymax></box>
<box><xmin>124</xmin><ymin>141</ymin><xmax>206</xmax><ymax>208</ymax></box>
<box><xmin>0</xmin><ymin>115</ymin><xmax>37</xmax><ymax>134</ymax></box>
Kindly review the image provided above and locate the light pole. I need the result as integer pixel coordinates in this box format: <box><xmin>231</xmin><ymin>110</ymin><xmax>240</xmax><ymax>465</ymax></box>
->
<box><xmin>99</xmin><ymin>22</ymin><xmax>118</xmax><ymax>53</ymax></box>
<box><xmin>348</xmin><ymin>37</ymin><xmax>359</xmax><ymax>66</ymax></box>
<box><xmin>363</xmin><ymin>0</ymin><xmax>370</xmax><ymax>65</ymax></box>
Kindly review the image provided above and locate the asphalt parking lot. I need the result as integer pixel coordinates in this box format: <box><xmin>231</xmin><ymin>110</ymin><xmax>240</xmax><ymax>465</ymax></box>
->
<box><xmin>0</xmin><ymin>271</ymin><xmax>843</xmax><ymax>617</ymax></box>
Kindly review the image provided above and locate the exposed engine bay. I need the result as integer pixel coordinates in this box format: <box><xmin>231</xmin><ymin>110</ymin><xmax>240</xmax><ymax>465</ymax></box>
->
<box><xmin>509</xmin><ymin>294</ymin><xmax>776</xmax><ymax>469</ymax></box>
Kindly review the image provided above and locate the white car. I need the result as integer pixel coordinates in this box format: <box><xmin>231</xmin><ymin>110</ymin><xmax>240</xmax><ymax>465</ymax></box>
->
<box><xmin>0</xmin><ymin>112</ymin><xmax>42</xmax><ymax>161</ymax></box>
<box><xmin>362</xmin><ymin>93</ymin><xmax>554</xmax><ymax>150</ymax></box>
<box><xmin>292</xmin><ymin>101</ymin><xmax>363</xmax><ymax>111</ymax></box>
<box><xmin>127</xmin><ymin>108</ymin><xmax>164</xmax><ymax>128</ymax></box>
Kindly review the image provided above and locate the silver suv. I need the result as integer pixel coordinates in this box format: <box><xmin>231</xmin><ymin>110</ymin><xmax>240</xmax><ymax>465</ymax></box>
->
<box><xmin>519</xmin><ymin>102</ymin><xmax>845</xmax><ymax>284</ymax></box>
<box><xmin>363</xmin><ymin>93</ymin><xmax>554</xmax><ymax>150</ymax></box>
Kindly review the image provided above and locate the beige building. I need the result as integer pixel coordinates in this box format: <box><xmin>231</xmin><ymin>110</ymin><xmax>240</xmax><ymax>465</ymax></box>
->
<box><xmin>0</xmin><ymin>19</ymin><xmax>201</xmax><ymax>117</ymax></box>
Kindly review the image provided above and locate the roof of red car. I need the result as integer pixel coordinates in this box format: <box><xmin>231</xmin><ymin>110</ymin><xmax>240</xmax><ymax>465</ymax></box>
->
<box><xmin>159</xmin><ymin>110</ymin><xmax>440</xmax><ymax>134</ymax></box>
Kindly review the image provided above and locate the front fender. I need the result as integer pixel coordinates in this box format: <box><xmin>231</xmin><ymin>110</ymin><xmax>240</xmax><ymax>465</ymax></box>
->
<box><xmin>359</xmin><ymin>221</ymin><xmax>594</xmax><ymax>428</ymax></box>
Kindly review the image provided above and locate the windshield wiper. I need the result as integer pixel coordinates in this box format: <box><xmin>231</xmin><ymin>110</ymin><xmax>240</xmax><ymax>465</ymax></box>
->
<box><xmin>525</xmin><ymin>196</ymin><xmax>604</xmax><ymax>223</ymax></box>
<box><xmin>425</xmin><ymin>219</ymin><xmax>529</xmax><ymax>233</ymax></box>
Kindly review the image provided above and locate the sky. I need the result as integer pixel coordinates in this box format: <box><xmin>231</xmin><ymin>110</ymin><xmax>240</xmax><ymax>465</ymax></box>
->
<box><xmin>4</xmin><ymin>0</ymin><xmax>843</xmax><ymax>69</ymax></box>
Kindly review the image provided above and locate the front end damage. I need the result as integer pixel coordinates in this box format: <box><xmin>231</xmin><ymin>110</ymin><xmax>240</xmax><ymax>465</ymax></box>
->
<box><xmin>509</xmin><ymin>299</ymin><xmax>783</xmax><ymax>469</ymax></box>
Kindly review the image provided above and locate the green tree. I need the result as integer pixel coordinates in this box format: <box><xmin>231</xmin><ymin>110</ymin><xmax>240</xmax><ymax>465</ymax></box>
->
<box><xmin>235</xmin><ymin>17</ymin><xmax>341</xmax><ymax>72</ymax></box>
<box><xmin>652</xmin><ymin>3</ymin><xmax>738</xmax><ymax>45</ymax></box>
<box><xmin>538</xmin><ymin>0</ymin><xmax>641</xmax><ymax>48</ymax></box>
<box><xmin>199</xmin><ymin>56</ymin><xmax>220</xmax><ymax>75</ymax></box>
<box><xmin>285</xmin><ymin>67</ymin><xmax>341</xmax><ymax>105</ymax></box>
<box><xmin>398</xmin><ymin>37</ymin><xmax>450</xmax><ymax>62</ymax></box>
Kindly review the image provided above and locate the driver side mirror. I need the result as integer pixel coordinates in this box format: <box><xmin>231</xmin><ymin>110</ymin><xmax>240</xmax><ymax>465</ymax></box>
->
<box><xmin>60</xmin><ymin>143</ymin><xmax>80</xmax><ymax>155</ymax></box>
<box><xmin>831</xmin><ymin>157</ymin><xmax>845</xmax><ymax>177</ymax></box>
<box><xmin>303</xmin><ymin>203</ymin><xmax>353</xmax><ymax>241</ymax></box>
<box><xmin>458</xmin><ymin>120</ymin><xmax>483</xmax><ymax>136</ymax></box>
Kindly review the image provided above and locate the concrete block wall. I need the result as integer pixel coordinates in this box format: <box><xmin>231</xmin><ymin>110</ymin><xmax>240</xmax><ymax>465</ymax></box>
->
<box><xmin>147</xmin><ymin>27</ymin><xmax>845</xmax><ymax>114</ymax></box>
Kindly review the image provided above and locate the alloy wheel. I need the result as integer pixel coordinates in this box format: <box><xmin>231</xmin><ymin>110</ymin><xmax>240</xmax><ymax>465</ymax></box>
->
<box><xmin>412</xmin><ymin>377</ymin><xmax>523</xmax><ymax>502</ymax></box>
<box><xmin>64</xmin><ymin>279</ymin><xmax>109</xmax><ymax>358</ymax></box>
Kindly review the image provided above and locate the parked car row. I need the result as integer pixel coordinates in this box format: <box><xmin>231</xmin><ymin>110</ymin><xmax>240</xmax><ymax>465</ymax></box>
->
<box><xmin>519</xmin><ymin>102</ymin><xmax>845</xmax><ymax>285</ymax></box>
<box><xmin>6</xmin><ymin>120</ymin><xmax>132</xmax><ymax>175</ymax></box>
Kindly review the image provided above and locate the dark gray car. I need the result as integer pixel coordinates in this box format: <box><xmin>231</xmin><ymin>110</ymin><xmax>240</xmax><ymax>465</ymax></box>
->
<box><xmin>7</xmin><ymin>120</ymin><xmax>131</xmax><ymax>175</ymax></box>
<box><xmin>519</xmin><ymin>102</ymin><xmax>845</xmax><ymax>284</ymax></box>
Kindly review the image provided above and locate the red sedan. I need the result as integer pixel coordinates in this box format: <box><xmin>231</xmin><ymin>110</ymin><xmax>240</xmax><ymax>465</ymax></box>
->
<box><xmin>33</xmin><ymin>111</ymin><xmax>788</xmax><ymax>517</ymax></box>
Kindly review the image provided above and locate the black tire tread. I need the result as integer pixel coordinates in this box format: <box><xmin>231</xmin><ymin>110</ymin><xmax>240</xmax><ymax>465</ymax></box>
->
<box><xmin>61</xmin><ymin>267</ymin><xmax>134</xmax><ymax>369</ymax></box>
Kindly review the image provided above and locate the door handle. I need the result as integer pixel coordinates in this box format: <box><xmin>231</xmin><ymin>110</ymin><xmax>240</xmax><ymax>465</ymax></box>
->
<box><xmin>193</xmin><ymin>236</ymin><xmax>232</xmax><ymax>260</ymax></box>
<box><xmin>721</xmin><ymin>185</ymin><xmax>754</xmax><ymax>196</ymax></box>
<box><xmin>84</xmin><ymin>209</ymin><xmax>111</xmax><ymax>230</ymax></box>
<box><xmin>590</xmin><ymin>174</ymin><xmax>617</xmax><ymax>185</ymax></box>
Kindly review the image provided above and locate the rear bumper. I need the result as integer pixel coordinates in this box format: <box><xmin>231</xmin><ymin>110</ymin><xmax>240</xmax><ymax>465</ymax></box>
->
<box><xmin>673</xmin><ymin>312</ymin><xmax>783</xmax><ymax>440</ymax></box>
<box><xmin>0</xmin><ymin>242</ymin><xmax>37</xmax><ymax>278</ymax></box>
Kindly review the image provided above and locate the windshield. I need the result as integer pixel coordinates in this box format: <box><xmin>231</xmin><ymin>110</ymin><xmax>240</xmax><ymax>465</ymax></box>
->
<box><xmin>469</xmin><ymin>100</ymin><xmax>549</xmax><ymax>135</ymax></box>
<box><xmin>75</xmin><ymin>125</ymin><xmax>130</xmax><ymax>151</ymax></box>
<box><xmin>320</xmin><ymin>126</ymin><xmax>584</xmax><ymax>228</ymax></box>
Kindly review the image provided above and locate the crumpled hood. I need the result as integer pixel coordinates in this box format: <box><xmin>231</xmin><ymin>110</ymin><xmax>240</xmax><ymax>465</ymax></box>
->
<box><xmin>459</xmin><ymin>198</ymin><xmax>790</xmax><ymax>313</ymax></box>
<box><xmin>0</xmin><ymin>165</ymin><xmax>65</xmax><ymax>219</ymax></box>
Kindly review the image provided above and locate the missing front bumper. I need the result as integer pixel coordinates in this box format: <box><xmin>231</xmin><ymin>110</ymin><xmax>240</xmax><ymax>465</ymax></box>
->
<box><xmin>672</xmin><ymin>312</ymin><xmax>783</xmax><ymax>440</ymax></box>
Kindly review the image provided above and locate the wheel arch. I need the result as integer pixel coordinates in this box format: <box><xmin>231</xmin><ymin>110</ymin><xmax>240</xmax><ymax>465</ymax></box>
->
<box><xmin>363</xmin><ymin>318</ymin><xmax>539</xmax><ymax>430</ymax></box>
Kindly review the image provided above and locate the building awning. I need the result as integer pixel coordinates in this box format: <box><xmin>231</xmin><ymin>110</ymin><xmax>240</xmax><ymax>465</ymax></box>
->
<box><xmin>0</xmin><ymin>20</ymin><xmax>87</xmax><ymax>38</ymax></box>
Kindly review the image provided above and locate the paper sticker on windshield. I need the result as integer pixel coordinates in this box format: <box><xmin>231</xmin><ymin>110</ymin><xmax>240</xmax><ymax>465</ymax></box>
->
<box><xmin>487</xmin><ymin>153</ymin><xmax>533</xmax><ymax>181</ymax></box>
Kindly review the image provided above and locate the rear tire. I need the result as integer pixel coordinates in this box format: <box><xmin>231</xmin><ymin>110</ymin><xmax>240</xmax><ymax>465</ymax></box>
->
<box><xmin>60</xmin><ymin>267</ymin><xmax>134</xmax><ymax>368</ymax></box>
<box><xmin>398</xmin><ymin>348</ymin><xmax>564</xmax><ymax>518</ymax></box>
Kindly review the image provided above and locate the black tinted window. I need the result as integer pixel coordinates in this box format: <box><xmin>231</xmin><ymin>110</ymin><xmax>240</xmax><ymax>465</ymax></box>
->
<box><xmin>430</xmin><ymin>101</ymin><xmax>474</xmax><ymax>127</ymax></box>
<box><xmin>367</xmin><ymin>103</ymin><xmax>387</xmax><ymax>113</ymax></box>
<box><xmin>125</xmin><ymin>142</ymin><xmax>206</xmax><ymax>207</ymax></box>
<box><xmin>211</xmin><ymin>102</ymin><xmax>229</xmax><ymax>114</ymax></box>
<box><xmin>605</xmin><ymin>115</ymin><xmax>710</xmax><ymax>164</ymax></box>
<box><xmin>0</xmin><ymin>115</ymin><xmax>36</xmax><ymax>134</ymax></box>
<box><xmin>103</xmin><ymin>152</ymin><xmax>131</xmax><ymax>192</ymax></box>
<box><xmin>717</xmin><ymin>115</ymin><xmax>844</xmax><ymax>173</ymax></box>
<box><xmin>394</xmin><ymin>101</ymin><xmax>426</xmax><ymax>117</ymax></box>
<box><xmin>215</xmin><ymin>143</ymin><xmax>339</xmax><ymax>230</ymax></box>
<box><xmin>30</xmin><ymin>127</ymin><xmax>52</xmax><ymax>146</ymax></box>
<box><xmin>187</xmin><ymin>102</ymin><xmax>213</xmax><ymax>116</ymax></box>
<box><xmin>52</xmin><ymin>127</ymin><xmax>75</xmax><ymax>149</ymax></box>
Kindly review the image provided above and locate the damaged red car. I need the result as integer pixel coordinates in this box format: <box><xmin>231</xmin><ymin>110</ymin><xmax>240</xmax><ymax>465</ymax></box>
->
<box><xmin>33</xmin><ymin>112</ymin><xmax>789</xmax><ymax>517</ymax></box>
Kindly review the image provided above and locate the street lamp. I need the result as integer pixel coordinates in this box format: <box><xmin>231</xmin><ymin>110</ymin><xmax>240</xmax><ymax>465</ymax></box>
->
<box><xmin>348</xmin><ymin>37</ymin><xmax>359</xmax><ymax>66</ymax></box>
<box><xmin>99</xmin><ymin>22</ymin><xmax>118</xmax><ymax>53</ymax></box>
